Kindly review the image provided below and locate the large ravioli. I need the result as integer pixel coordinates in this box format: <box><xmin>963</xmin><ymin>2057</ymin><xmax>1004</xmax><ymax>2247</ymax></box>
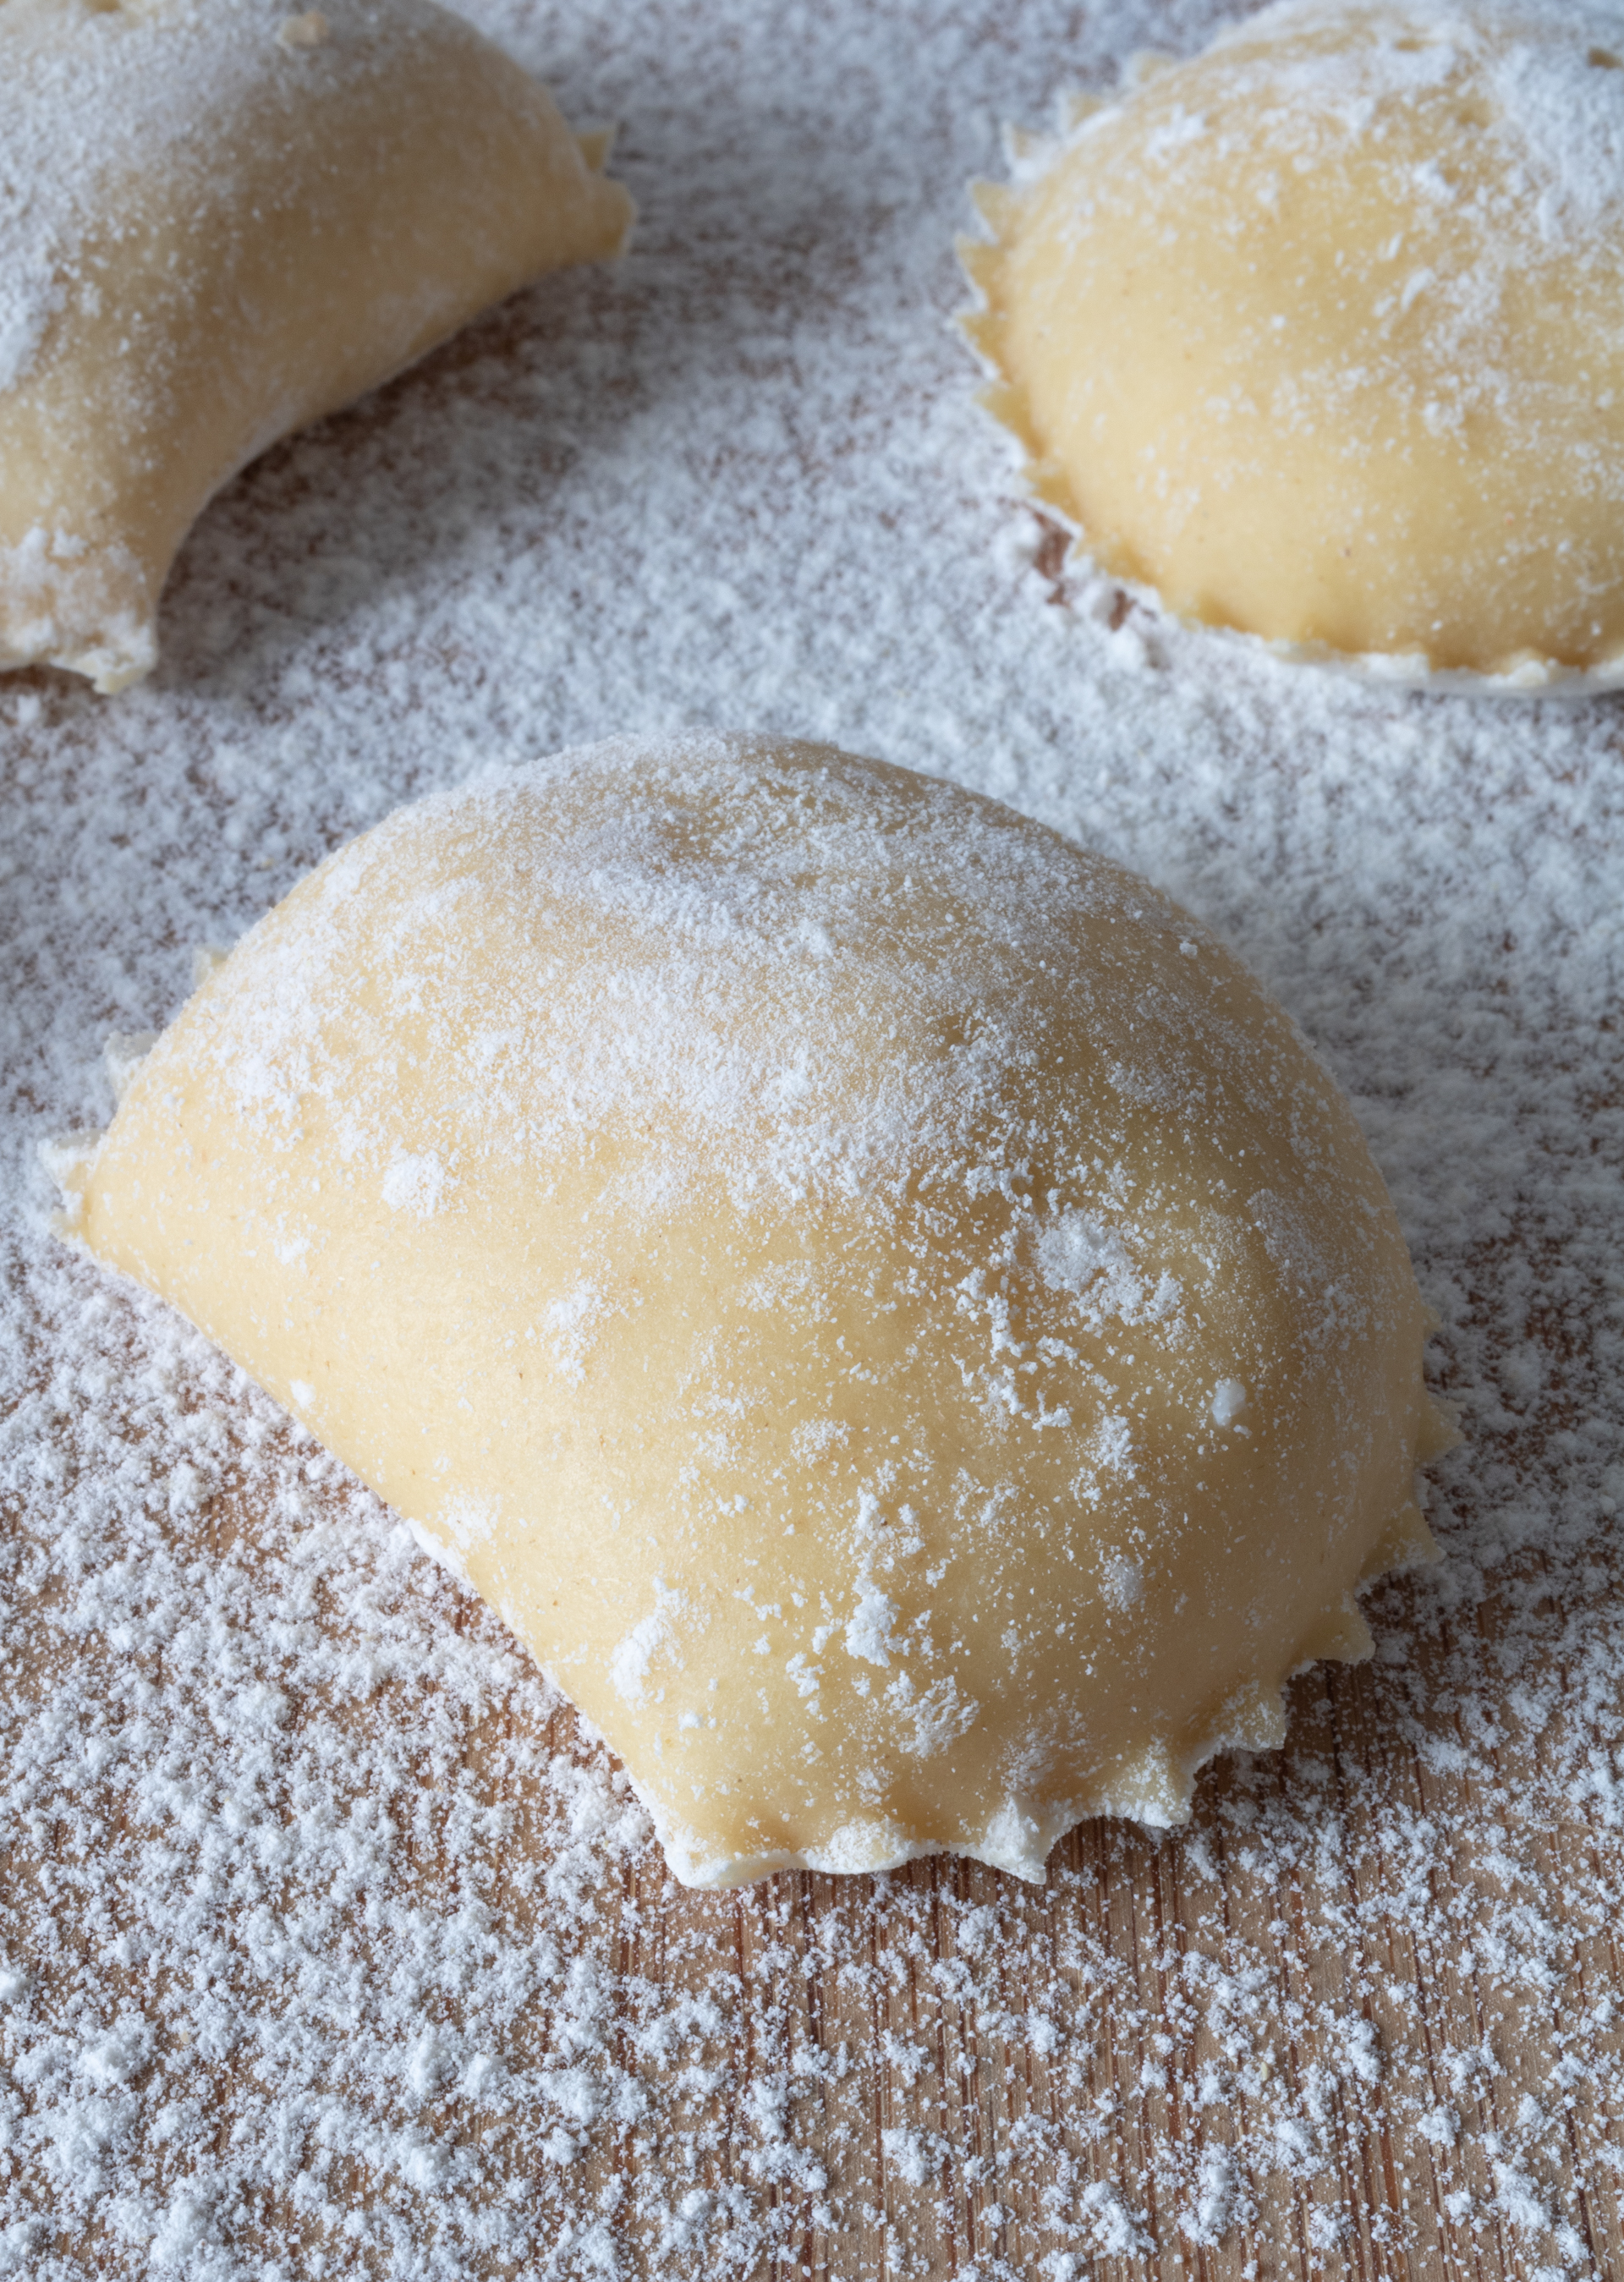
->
<box><xmin>0</xmin><ymin>0</ymin><xmax>633</xmax><ymax>690</ymax></box>
<box><xmin>52</xmin><ymin>736</ymin><xmax>1454</xmax><ymax>1885</ymax></box>
<box><xmin>963</xmin><ymin>0</ymin><xmax>1624</xmax><ymax>694</ymax></box>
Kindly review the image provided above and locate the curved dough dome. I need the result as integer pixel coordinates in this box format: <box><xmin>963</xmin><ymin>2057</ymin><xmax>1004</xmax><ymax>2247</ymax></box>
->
<box><xmin>52</xmin><ymin>735</ymin><xmax>1453</xmax><ymax>1886</ymax></box>
<box><xmin>963</xmin><ymin>0</ymin><xmax>1624</xmax><ymax>691</ymax></box>
<box><xmin>0</xmin><ymin>0</ymin><xmax>633</xmax><ymax>693</ymax></box>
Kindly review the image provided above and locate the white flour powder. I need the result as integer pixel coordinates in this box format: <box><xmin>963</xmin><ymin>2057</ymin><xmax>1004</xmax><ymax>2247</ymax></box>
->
<box><xmin>3</xmin><ymin>0</ymin><xmax>1624</xmax><ymax>2274</ymax></box>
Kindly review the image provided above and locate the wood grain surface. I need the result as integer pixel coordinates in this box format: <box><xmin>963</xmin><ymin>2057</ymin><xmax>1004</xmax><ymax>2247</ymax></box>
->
<box><xmin>7</xmin><ymin>1360</ymin><xmax>1623</xmax><ymax>2280</ymax></box>
<box><xmin>4</xmin><ymin>0</ymin><xmax>1624</xmax><ymax>2274</ymax></box>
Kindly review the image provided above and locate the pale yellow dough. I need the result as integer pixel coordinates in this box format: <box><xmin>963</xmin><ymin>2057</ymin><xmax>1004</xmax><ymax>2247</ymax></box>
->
<box><xmin>0</xmin><ymin>0</ymin><xmax>634</xmax><ymax>692</ymax></box>
<box><xmin>51</xmin><ymin>736</ymin><xmax>1453</xmax><ymax>1886</ymax></box>
<box><xmin>963</xmin><ymin>0</ymin><xmax>1624</xmax><ymax>690</ymax></box>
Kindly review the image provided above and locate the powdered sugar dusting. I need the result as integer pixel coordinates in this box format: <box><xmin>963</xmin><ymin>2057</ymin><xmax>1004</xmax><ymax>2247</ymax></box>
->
<box><xmin>4</xmin><ymin>0</ymin><xmax>1624</xmax><ymax>2271</ymax></box>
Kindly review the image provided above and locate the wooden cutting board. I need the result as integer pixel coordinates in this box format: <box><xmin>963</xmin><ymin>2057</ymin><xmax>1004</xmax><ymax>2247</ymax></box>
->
<box><xmin>4</xmin><ymin>0</ymin><xmax>1622</xmax><ymax>2270</ymax></box>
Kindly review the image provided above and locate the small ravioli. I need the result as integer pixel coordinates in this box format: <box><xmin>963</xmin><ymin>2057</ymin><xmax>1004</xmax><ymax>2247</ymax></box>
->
<box><xmin>0</xmin><ymin>0</ymin><xmax>634</xmax><ymax>692</ymax></box>
<box><xmin>49</xmin><ymin>735</ymin><xmax>1454</xmax><ymax>1887</ymax></box>
<box><xmin>962</xmin><ymin>0</ymin><xmax>1624</xmax><ymax>693</ymax></box>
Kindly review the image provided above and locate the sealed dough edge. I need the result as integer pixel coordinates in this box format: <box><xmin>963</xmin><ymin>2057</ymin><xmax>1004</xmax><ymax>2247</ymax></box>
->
<box><xmin>0</xmin><ymin>0</ymin><xmax>635</xmax><ymax>694</ymax></box>
<box><xmin>1005</xmin><ymin>556</ymin><xmax>1624</xmax><ymax>704</ymax></box>
<box><xmin>960</xmin><ymin>1</ymin><xmax>1624</xmax><ymax>694</ymax></box>
<box><xmin>47</xmin><ymin>732</ymin><xmax>1457</xmax><ymax>1889</ymax></box>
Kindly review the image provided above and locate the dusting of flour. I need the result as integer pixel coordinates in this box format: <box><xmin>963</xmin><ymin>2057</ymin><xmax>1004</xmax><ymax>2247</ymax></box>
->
<box><xmin>3</xmin><ymin>0</ymin><xmax>1624</xmax><ymax>2274</ymax></box>
<box><xmin>0</xmin><ymin>0</ymin><xmax>460</xmax><ymax>395</ymax></box>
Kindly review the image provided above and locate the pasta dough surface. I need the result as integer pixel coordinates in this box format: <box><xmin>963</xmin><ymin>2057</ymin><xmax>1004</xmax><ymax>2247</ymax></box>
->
<box><xmin>52</xmin><ymin>736</ymin><xmax>1452</xmax><ymax>1886</ymax></box>
<box><xmin>0</xmin><ymin>0</ymin><xmax>633</xmax><ymax>692</ymax></box>
<box><xmin>963</xmin><ymin>0</ymin><xmax>1624</xmax><ymax>691</ymax></box>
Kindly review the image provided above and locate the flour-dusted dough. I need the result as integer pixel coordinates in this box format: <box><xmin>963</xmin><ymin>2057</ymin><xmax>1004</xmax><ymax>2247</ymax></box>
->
<box><xmin>50</xmin><ymin>736</ymin><xmax>1453</xmax><ymax>1886</ymax></box>
<box><xmin>0</xmin><ymin>0</ymin><xmax>634</xmax><ymax>693</ymax></box>
<box><xmin>962</xmin><ymin>0</ymin><xmax>1624</xmax><ymax>693</ymax></box>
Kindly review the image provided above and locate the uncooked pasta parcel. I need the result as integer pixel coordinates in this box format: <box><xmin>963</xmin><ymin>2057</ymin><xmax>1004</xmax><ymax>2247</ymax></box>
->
<box><xmin>963</xmin><ymin>0</ymin><xmax>1624</xmax><ymax>694</ymax></box>
<box><xmin>0</xmin><ymin>0</ymin><xmax>633</xmax><ymax>692</ymax></box>
<box><xmin>49</xmin><ymin>734</ymin><xmax>1454</xmax><ymax>1884</ymax></box>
